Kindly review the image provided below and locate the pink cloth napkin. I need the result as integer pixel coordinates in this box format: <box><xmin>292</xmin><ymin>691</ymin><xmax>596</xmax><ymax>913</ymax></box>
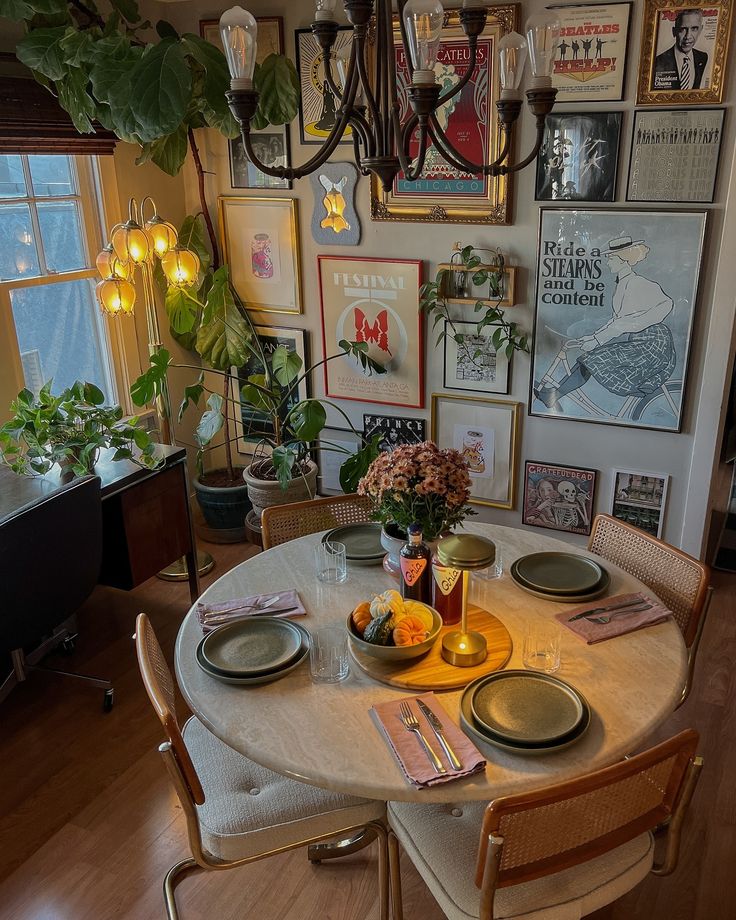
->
<box><xmin>557</xmin><ymin>592</ymin><xmax>672</xmax><ymax>645</ymax></box>
<box><xmin>372</xmin><ymin>692</ymin><xmax>486</xmax><ymax>788</ymax></box>
<box><xmin>197</xmin><ymin>589</ymin><xmax>306</xmax><ymax>633</ymax></box>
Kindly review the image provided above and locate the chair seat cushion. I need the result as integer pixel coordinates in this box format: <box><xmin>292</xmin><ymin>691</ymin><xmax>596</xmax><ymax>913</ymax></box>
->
<box><xmin>388</xmin><ymin>800</ymin><xmax>654</xmax><ymax>920</ymax></box>
<box><xmin>184</xmin><ymin>718</ymin><xmax>384</xmax><ymax>862</ymax></box>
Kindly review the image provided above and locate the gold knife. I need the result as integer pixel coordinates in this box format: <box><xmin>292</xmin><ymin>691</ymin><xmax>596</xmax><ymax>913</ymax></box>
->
<box><xmin>417</xmin><ymin>700</ymin><xmax>463</xmax><ymax>770</ymax></box>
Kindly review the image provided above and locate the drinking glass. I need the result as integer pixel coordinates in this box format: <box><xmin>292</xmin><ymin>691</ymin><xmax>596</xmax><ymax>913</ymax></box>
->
<box><xmin>522</xmin><ymin>622</ymin><xmax>561</xmax><ymax>673</ymax></box>
<box><xmin>309</xmin><ymin>626</ymin><xmax>349</xmax><ymax>683</ymax></box>
<box><xmin>314</xmin><ymin>541</ymin><xmax>348</xmax><ymax>583</ymax></box>
<box><xmin>474</xmin><ymin>546</ymin><xmax>503</xmax><ymax>580</ymax></box>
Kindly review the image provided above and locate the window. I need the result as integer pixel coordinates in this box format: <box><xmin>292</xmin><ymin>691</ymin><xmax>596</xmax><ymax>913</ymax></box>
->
<box><xmin>0</xmin><ymin>154</ymin><xmax>116</xmax><ymax>401</ymax></box>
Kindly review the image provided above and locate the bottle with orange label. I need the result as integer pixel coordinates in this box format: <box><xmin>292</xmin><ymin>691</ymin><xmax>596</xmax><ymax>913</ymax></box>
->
<box><xmin>431</xmin><ymin>551</ymin><xmax>463</xmax><ymax>625</ymax></box>
<box><xmin>399</xmin><ymin>523</ymin><xmax>431</xmax><ymax>603</ymax></box>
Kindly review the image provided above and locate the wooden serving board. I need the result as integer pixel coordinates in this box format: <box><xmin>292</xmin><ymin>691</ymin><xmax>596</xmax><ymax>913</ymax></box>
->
<box><xmin>349</xmin><ymin>605</ymin><xmax>513</xmax><ymax>691</ymax></box>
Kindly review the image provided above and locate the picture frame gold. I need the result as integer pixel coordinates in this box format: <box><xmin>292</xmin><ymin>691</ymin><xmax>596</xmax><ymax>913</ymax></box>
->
<box><xmin>219</xmin><ymin>197</ymin><xmax>302</xmax><ymax>315</ymax></box>
<box><xmin>370</xmin><ymin>5</ymin><xmax>518</xmax><ymax>225</ymax></box>
<box><xmin>431</xmin><ymin>393</ymin><xmax>520</xmax><ymax>509</ymax></box>
<box><xmin>199</xmin><ymin>16</ymin><xmax>284</xmax><ymax>61</ymax></box>
<box><xmin>636</xmin><ymin>0</ymin><xmax>733</xmax><ymax>105</ymax></box>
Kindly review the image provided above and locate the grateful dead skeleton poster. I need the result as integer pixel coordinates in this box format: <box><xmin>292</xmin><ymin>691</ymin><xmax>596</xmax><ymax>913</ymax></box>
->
<box><xmin>318</xmin><ymin>256</ymin><xmax>424</xmax><ymax>408</ymax></box>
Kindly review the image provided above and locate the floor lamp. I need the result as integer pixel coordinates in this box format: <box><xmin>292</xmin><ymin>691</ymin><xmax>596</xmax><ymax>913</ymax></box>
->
<box><xmin>95</xmin><ymin>197</ymin><xmax>214</xmax><ymax>579</ymax></box>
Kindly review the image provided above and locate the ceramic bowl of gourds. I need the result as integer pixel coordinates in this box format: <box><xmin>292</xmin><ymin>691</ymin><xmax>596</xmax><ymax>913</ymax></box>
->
<box><xmin>346</xmin><ymin>589</ymin><xmax>442</xmax><ymax>661</ymax></box>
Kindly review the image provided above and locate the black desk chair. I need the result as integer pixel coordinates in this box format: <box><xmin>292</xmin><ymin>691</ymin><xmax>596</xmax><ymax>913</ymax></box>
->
<box><xmin>0</xmin><ymin>475</ymin><xmax>114</xmax><ymax>711</ymax></box>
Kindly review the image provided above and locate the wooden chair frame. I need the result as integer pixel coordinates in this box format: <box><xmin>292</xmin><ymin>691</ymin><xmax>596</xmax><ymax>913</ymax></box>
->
<box><xmin>261</xmin><ymin>493</ymin><xmax>374</xmax><ymax>550</ymax></box>
<box><xmin>135</xmin><ymin>613</ymin><xmax>389</xmax><ymax>920</ymax></box>
<box><xmin>388</xmin><ymin>730</ymin><xmax>702</xmax><ymax>920</ymax></box>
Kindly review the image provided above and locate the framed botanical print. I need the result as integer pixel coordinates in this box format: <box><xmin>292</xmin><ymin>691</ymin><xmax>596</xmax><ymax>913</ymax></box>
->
<box><xmin>548</xmin><ymin>3</ymin><xmax>632</xmax><ymax>102</ymax></box>
<box><xmin>530</xmin><ymin>208</ymin><xmax>706</xmax><ymax>432</ymax></box>
<box><xmin>233</xmin><ymin>325</ymin><xmax>308</xmax><ymax>455</ymax></box>
<box><xmin>610</xmin><ymin>468</ymin><xmax>670</xmax><ymax>537</ymax></box>
<box><xmin>363</xmin><ymin>414</ymin><xmax>426</xmax><ymax>451</ymax></box>
<box><xmin>316</xmin><ymin>427</ymin><xmax>361</xmax><ymax>494</ymax></box>
<box><xmin>637</xmin><ymin>0</ymin><xmax>733</xmax><ymax>105</ymax></box>
<box><xmin>627</xmin><ymin>108</ymin><xmax>725</xmax><ymax>203</ymax></box>
<box><xmin>296</xmin><ymin>27</ymin><xmax>353</xmax><ymax>145</ymax></box>
<box><xmin>229</xmin><ymin>128</ymin><xmax>292</xmax><ymax>190</ymax></box>
<box><xmin>318</xmin><ymin>256</ymin><xmax>424</xmax><ymax>408</ymax></box>
<box><xmin>371</xmin><ymin>5</ymin><xmax>517</xmax><ymax>225</ymax></box>
<box><xmin>535</xmin><ymin>112</ymin><xmax>622</xmax><ymax>202</ymax></box>
<box><xmin>442</xmin><ymin>320</ymin><xmax>510</xmax><ymax>394</ymax></box>
<box><xmin>219</xmin><ymin>197</ymin><xmax>302</xmax><ymax>314</ymax></box>
<box><xmin>200</xmin><ymin>16</ymin><xmax>284</xmax><ymax>60</ymax></box>
<box><xmin>523</xmin><ymin>461</ymin><xmax>597</xmax><ymax>536</ymax></box>
<box><xmin>431</xmin><ymin>393</ymin><xmax>520</xmax><ymax>509</ymax></box>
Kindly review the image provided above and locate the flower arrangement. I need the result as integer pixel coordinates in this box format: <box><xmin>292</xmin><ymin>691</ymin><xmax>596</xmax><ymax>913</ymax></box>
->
<box><xmin>358</xmin><ymin>441</ymin><xmax>474</xmax><ymax>541</ymax></box>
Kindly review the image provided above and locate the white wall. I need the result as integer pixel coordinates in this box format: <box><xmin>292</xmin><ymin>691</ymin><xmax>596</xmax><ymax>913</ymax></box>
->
<box><xmin>154</xmin><ymin>0</ymin><xmax>735</xmax><ymax>554</ymax></box>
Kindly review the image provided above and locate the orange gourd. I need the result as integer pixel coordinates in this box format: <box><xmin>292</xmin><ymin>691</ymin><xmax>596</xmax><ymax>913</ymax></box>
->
<box><xmin>352</xmin><ymin>602</ymin><xmax>373</xmax><ymax>636</ymax></box>
<box><xmin>393</xmin><ymin>615</ymin><xmax>429</xmax><ymax>647</ymax></box>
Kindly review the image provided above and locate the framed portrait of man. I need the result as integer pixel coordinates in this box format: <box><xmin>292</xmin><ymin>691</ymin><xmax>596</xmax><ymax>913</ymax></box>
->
<box><xmin>637</xmin><ymin>0</ymin><xmax>733</xmax><ymax>105</ymax></box>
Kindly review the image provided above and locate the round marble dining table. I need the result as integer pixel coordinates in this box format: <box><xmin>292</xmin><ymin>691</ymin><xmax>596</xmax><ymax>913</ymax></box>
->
<box><xmin>175</xmin><ymin>522</ymin><xmax>687</xmax><ymax>804</ymax></box>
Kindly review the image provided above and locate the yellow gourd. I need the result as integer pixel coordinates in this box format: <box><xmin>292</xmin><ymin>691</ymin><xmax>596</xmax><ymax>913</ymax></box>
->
<box><xmin>393</xmin><ymin>615</ymin><xmax>430</xmax><ymax>647</ymax></box>
<box><xmin>402</xmin><ymin>600</ymin><xmax>434</xmax><ymax>631</ymax></box>
<box><xmin>351</xmin><ymin>602</ymin><xmax>372</xmax><ymax>636</ymax></box>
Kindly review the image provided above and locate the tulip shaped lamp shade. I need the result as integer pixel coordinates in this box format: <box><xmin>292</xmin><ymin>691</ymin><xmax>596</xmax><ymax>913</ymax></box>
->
<box><xmin>437</xmin><ymin>533</ymin><xmax>497</xmax><ymax>666</ymax></box>
<box><xmin>162</xmin><ymin>247</ymin><xmax>200</xmax><ymax>287</ymax></box>
<box><xmin>96</xmin><ymin>277</ymin><xmax>136</xmax><ymax>316</ymax></box>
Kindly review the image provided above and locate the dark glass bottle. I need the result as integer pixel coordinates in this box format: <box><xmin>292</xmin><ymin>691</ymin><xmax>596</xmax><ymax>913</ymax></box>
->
<box><xmin>431</xmin><ymin>552</ymin><xmax>463</xmax><ymax>625</ymax></box>
<box><xmin>400</xmin><ymin>523</ymin><xmax>432</xmax><ymax>603</ymax></box>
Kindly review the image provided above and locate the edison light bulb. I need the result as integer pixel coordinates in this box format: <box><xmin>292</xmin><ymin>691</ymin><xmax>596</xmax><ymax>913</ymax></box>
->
<box><xmin>96</xmin><ymin>277</ymin><xmax>136</xmax><ymax>316</ymax></box>
<box><xmin>162</xmin><ymin>247</ymin><xmax>200</xmax><ymax>287</ymax></box>
<box><xmin>111</xmin><ymin>222</ymin><xmax>149</xmax><ymax>266</ymax></box>
<box><xmin>497</xmin><ymin>31</ymin><xmax>528</xmax><ymax>94</ymax></box>
<box><xmin>525</xmin><ymin>11</ymin><xmax>561</xmax><ymax>81</ymax></box>
<box><xmin>96</xmin><ymin>244</ymin><xmax>132</xmax><ymax>281</ymax></box>
<box><xmin>220</xmin><ymin>6</ymin><xmax>258</xmax><ymax>89</ymax></box>
<box><xmin>403</xmin><ymin>0</ymin><xmax>444</xmax><ymax>84</ymax></box>
<box><xmin>144</xmin><ymin>216</ymin><xmax>178</xmax><ymax>258</ymax></box>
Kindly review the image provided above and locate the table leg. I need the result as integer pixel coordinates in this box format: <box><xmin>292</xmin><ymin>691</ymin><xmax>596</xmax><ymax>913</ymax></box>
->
<box><xmin>182</xmin><ymin>461</ymin><xmax>201</xmax><ymax>604</ymax></box>
<box><xmin>307</xmin><ymin>826</ymin><xmax>377</xmax><ymax>863</ymax></box>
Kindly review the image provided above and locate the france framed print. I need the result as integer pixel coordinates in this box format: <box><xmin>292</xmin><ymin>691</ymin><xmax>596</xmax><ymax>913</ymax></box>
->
<box><xmin>318</xmin><ymin>256</ymin><xmax>424</xmax><ymax>408</ymax></box>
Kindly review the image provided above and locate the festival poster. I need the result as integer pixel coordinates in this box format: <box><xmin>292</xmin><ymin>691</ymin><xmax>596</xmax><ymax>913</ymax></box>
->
<box><xmin>318</xmin><ymin>257</ymin><xmax>424</xmax><ymax>408</ymax></box>
<box><xmin>550</xmin><ymin>3</ymin><xmax>632</xmax><ymax>101</ymax></box>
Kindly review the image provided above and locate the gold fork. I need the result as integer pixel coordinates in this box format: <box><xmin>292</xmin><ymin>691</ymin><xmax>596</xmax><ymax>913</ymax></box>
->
<box><xmin>399</xmin><ymin>701</ymin><xmax>446</xmax><ymax>774</ymax></box>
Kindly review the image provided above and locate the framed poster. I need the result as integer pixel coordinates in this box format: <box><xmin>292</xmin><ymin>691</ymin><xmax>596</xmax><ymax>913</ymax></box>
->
<box><xmin>233</xmin><ymin>325</ymin><xmax>308</xmax><ymax>455</ymax></box>
<box><xmin>610</xmin><ymin>468</ymin><xmax>670</xmax><ymax>537</ymax></box>
<box><xmin>549</xmin><ymin>3</ymin><xmax>632</xmax><ymax>102</ymax></box>
<box><xmin>219</xmin><ymin>197</ymin><xmax>302</xmax><ymax>314</ymax></box>
<box><xmin>431</xmin><ymin>393</ymin><xmax>520</xmax><ymax>509</ymax></box>
<box><xmin>637</xmin><ymin>0</ymin><xmax>733</xmax><ymax>105</ymax></box>
<box><xmin>296</xmin><ymin>27</ymin><xmax>353</xmax><ymax>145</ymax></box>
<box><xmin>229</xmin><ymin>127</ymin><xmax>292</xmax><ymax>190</ymax></box>
<box><xmin>530</xmin><ymin>208</ymin><xmax>706</xmax><ymax>432</ymax></box>
<box><xmin>371</xmin><ymin>5</ymin><xmax>517</xmax><ymax>225</ymax></box>
<box><xmin>316</xmin><ymin>427</ymin><xmax>361</xmax><ymax>494</ymax></box>
<box><xmin>442</xmin><ymin>320</ymin><xmax>510</xmax><ymax>394</ymax></box>
<box><xmin>523</xmin><ymin>461</ymin><xmax>597</xmax><ymax>536</ymax></box>
<box><xmin>363</xmin><ymin>414</ymin><xmax>426</xmax><ymax>450</ymax></box>
<box><xmin>318</xmin><ymin>256</ymin><xmax>424</xmax><ymax>408</ymax></box>
<box><xmin>535</xmin><ymin>111</ymin><xmax>622</xmax><ymax>202</ymax></box>
<box><xmin>200</xmin><ymin>16</ymin><xmax>284</xmax><ymax>60</ymax></box>
<box><xmin>627</xmin><ymin>108</ymin><xmax>724</xmax><ymax>203</ymax></box>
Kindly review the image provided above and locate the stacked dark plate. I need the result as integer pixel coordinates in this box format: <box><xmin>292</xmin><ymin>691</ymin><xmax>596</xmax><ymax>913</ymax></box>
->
<box><xmin>510</xmin><ymin>551</ymin><xmax>609</xmax><ymax>603</ymax></box>
<box><xmin>196</xmin><ymin>617</ymin><xmax>309</xmax><ymax>685</ymax></box>
<box><xmin>322</xmin><ymin>522</ymin><xmax>384</xmax><ymax>566</ymax></box>
<box><xmin>459</xmin><ymin>670</ymin><xmax>591</xmax><ymax>755</ymax></box>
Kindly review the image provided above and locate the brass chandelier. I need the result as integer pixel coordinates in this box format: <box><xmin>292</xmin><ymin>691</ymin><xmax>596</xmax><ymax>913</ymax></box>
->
<box><xmin>220</xmin><ymin>1</ymin><xmax>561</xmax><ymax>190</ymax></box>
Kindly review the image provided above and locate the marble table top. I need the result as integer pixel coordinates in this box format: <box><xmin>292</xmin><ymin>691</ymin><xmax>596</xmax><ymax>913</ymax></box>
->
<box><xmin>175</xmin><ymin>522</ymin><xmax>687</xmax><ymax>803</ymax></box>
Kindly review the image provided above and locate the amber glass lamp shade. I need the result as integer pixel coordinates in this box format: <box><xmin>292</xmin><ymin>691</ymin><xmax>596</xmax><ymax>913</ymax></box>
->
<box><xmin>111</xmin><ymin>221</ymin><xmax>150</xmax><ymax>266</ymax></box>
<box><xmin>96</xmin><ymin>244</ymin><xmax>131</xmax><ymax>281</ymax></box>
<box><xmin>145</xmin><ymin>216</ymin><xmax>178</xmax><ymax>258</ymax></box>
<box><xmin>162</xmin><ymin>246</ymin><xmax>200</xmax><ymax>287</ymax></box>
<box><xmin>96</xmin><ymin>277</ymin><xmax>136</xmax><ymax>316</ymax></box>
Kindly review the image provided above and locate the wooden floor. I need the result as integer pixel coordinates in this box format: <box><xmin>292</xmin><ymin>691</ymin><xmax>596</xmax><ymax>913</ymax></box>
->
<box><xmin>0</xmin><ymin>540</ymin><xmax>733</xmax><ymax>920</ymax></box>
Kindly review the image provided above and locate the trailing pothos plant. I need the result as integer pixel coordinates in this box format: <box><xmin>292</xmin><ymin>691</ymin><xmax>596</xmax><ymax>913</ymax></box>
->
<box><xmin>420</xmin><ymin>244</ymin><xmax>529</xmax><ymax>362</ymax></box>
<box><xmin>131</xmin><ymin>214</ymin><xmax>387</xmax><ymax>492</ymax></box>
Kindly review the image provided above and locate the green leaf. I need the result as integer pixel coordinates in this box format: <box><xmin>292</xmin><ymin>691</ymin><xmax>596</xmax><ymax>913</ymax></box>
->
<box><xmin>505</xmin><ymin>341</ymin><xmax>515</xmax><ymax>359</ymax></box>
<box><xmin>59</xmin><ymin>27</ymin><xmax>93</xmax><ymax>66</ymax></box>
<box><xmin>178</xmin><ymin>215</ymin><xmax>211</xmax><ymax>274</ymax></box>
<box><xmin>16</xmin><ymin>27</ymin><xmax>67</xmax><ymax>80</ymax></box>
<box><xmin>339</xmin><ymin>440</ymin><xmax>380</xmax><ymax>493</ymax></box>
<box><xmin>156</xmin><ymin>19</ymin><xmax>179</xmax><ymax>40</ymax></box>
<box><xmin>83</xmin><ymin>382</ymin><xmax>105</xmax><ymax>405</ymax></box>
<box><xmin>196</xmin><ymin>266</ymin><xmax>251</xmax><ymax>370</ymax></box>
<box><xmin>271</xmin><ymin>346</ymin><xmax>302</xmax><ymax>387</ymax></box>
<box><xmin>465</xmin><ymin>255</ymin><xmax>481</xmax><ymax>270</ymax></box>
<box><xmin>253</xmin><ymin>53</ymin><xmax>300</xmax><ymax>128</ymax></box>
<box><xmin>240</xmin><ymin>374</ymin><xmax>274</xmax><ymax>413</ymax></box>
<box><xmin>195</xmin><ymin>393</ymin><xmax>224</xmax><ymax>447</ymax></box>
<box><xmin>130</xmin><ymin>348</ymin><xmax>171</xmax><ymax>406</ymax></box>
<box><xmin>289</xmin><ymin>400</ymin><xmax>326</xmax><ymax>441</ymax></box>
<box><xmin>0</xmin><ymin>0</ymin><xmax>34</xmax><ymax>17</ymax></box>
<box><xmin>55</xmin><ymin>67</ymin><xmax>96</xmax><ymax>133</ymax></box>
<box><xmin>25</xmin><ymin>0</ymin><xmax>67</xmax><ymax>14</ymax></box>
<box><xmin>181</xmin><ymin>33</ymin><xmax>239</xmax><ymax>138</ymax></box>
<box><xmin>128</xmin><ymin>38</ymin><xmax>191</xmax><ymax>143</ymax></box>
<box><xmin>472</xmin><ymin>270</ymin><xmax>487</xmax><ymax>286</ymax></box>
<box><xmin>109</xmin><ymin>0</ymin><xmax>140</xmax><ymax>23</ymax></box>
<box><xmin>178</xmin><ymin>372</ymin><xmax>205</xmax><ymax>422</ymax></box>
<box><xmin>164</xmin><ymin>285</ymin><xmax>198</xmax><ymax>334</ymax></box>
<box><xmin>137</xmin><ymin>123</ymin><xmax>188</xmax><ymax>175</ymax></box>
<box><xmin>132</xmin><ymin>427</ymin><xmax>150</xmax><ymax>450</ymax></box>
<box><xmin>271</xmin><ymin>444</ymin><xmax>297</xmax><ymax>490</ymax></box>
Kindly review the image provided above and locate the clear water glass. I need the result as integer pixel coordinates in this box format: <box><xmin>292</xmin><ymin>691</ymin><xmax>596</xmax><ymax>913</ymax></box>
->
<box><xmin>309</xmin><ymin>626</ymin><xmax>349</xmax><ymax>683</ymax></box>
<box><xmin>523</xmin><ymin>623</ymin><xmax>561</xmax><ymax>673</ymax></box>
<box><xmin>474</xmin><ymin>546</ymin><xmax>503</xmax><ymax>580</ymax></box>
<box><xmin>314</xmin><ymin>541</ymin><xmax>348</xmax><ymax>583</ymax></box>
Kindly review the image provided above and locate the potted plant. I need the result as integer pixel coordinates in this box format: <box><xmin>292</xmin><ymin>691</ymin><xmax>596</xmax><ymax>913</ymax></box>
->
<box><xmin>0</xmin><ymin>380</ymin><xmax>160</xmax><ymax>477</ymax></box>
<box><xmin>356</xmin><ymin>442</ymin><xmax>474</xmax><ymax>576</ymax></box>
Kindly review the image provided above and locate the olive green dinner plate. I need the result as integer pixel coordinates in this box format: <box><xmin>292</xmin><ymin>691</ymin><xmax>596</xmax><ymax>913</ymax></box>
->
<box><xmin>196</xmin><ymin>628</ymin><xmax>309</xmax><ymax>686</ymax></box>
<box><xmin>323</xmin><ymin>523</ymin><xmax>384</xmax><ymax>563</ymax></box>
<box><xmin>200</xmin><ymin>617</ymin><xmax>303</xmax><ymax>677</ymax></box>
<box><xmin>514</xmin><ymin>552</ymin><xmax>605</xmax><ymax>595</ymax></box>
<box><xmin>470</xmin><ymin>671</ymin><xmax>584</xmax><ymax>744</ymax></box>
<box><xmin>510</xmin><ymin>561</ymin><xmax>610</xmax><ymax>604</ymax></box>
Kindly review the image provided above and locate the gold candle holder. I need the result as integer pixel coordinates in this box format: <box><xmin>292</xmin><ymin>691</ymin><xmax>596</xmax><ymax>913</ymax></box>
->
<box><xmin>437</xmin><ymin>533</ymin><xmax>497</xmax><ymax>667</ymax></box>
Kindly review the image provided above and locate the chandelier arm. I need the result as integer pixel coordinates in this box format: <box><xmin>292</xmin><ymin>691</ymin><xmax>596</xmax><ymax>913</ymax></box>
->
<box><xmin>500</xmin><ymin>121</ymin><xmax>546</xmax><ymax>175</ymax></box>
<box><xmin>350</xmin><ymin>109</ymin><xmax>376</xmax><ymax>157</ymax></box>
<box><xmin>428</xmin><ymin>113</ymin><xmax>514</xmax><ymax>176</ymax></box>
<box><xmin>351</xmin><ymin>129</ymin><xmax>370</xmax><ymax>175</ymax></box>
<box><xmin>402</xmin><ymin>124</ymin><xmax>430</xmax><ymax>182</ymax></box>
<box><xmin>427</xmin><ymin>115</ymin><xmax>484</xmax><ymax>173</ymax></box>
<box><xmin>322</xmin><ymin>51</ymin><xmax>344</xmax><ymax>99</ymax></box>
<box><xmin>355</xmin><ymin>30</ymin><xmax>383</xmax><ymax>152</ymax></box>
<box><xmin>391</xmin><ymin>107</ymin><xmax>424</xmax><ymax>177</ymax></box>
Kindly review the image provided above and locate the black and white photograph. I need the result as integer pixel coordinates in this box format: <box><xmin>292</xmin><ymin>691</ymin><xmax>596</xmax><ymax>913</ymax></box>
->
<box><xmin>317</xmin><ymin>427</ymin><xmax>361</xmax><ymax>494</ymax></box>
<box><xmin>627</xmin><ymin>108</ymin><xmax>724</xmax><ymax>202</ymax></box>
<box><xmin>229</xmin><ymin>129</ymin><xmax>292</xmax><ymax>190</ymax></box>
<box><xmin>610</xmin><ymin>468</ymin><xmax>670</xmax><ymax>537</ymax></box>
<box><xmin>442</xmin><ymin>320</ymin><xmax>510</xmax><ymax>394</ymax></box>
<box><xmin>536</xmin><ymin>112</ymin><xmax>622</xmax><ymax>202</ymax></box>
<box><xmin>530</xmin><ymin>208</ymin><xmax>706</xmax><ymax>432</ymax></box>
<box><xmin>362</xmin><ymin>414</ymin><xmax>426</xmax><ymax>451</ymax></box>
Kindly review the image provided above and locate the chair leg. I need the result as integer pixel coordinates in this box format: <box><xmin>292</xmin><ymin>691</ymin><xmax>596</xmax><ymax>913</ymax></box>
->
<box><xmin>163</xmin><ymin>857</ymin><xmax>198</xmax><ymax>920</ymax></box>
<box><xmin>388</xmin><ymin>829</ymin><xmax>404</xmax><ymax>920</ymax></box>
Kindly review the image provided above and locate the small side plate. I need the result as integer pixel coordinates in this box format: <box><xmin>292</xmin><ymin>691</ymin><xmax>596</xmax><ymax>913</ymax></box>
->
<box><xmin>200</xmin><ymin>617</ymin><xmax>303</xmax><ymax>676</ymax></box>
<box><xmin>323</xmin><ymin>523</ymin><xmax>384</xmax><ymax>561</ymax></box>
<box><xmin>510</xmin><ymin>562</ymin><xmax>611</xmax><ymax>604</ymax></box>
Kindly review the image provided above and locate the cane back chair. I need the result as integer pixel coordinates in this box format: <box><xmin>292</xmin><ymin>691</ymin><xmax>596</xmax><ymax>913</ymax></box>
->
<box><xmin>261</xmin><ymin>493</ymin><xmax>374</xmax><ymax>549</ymax></box>
<box><xmin>135</xmin><ymin>613</ymin><xmax>388</xmax><ymax>920</ymax></box>
<box><xmin>588</xmin><ymin>513</ymin><xmax>712</xmax><ymax>706</ymax></box>
<box><xmin>387</xmin><ymin>730</ymin><xmax>702</xmax><ymax>920</ymax></box>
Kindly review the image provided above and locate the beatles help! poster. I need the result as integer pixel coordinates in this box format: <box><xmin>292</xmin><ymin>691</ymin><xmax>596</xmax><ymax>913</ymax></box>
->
<box><xmin>550</xmin><ymin>3</ymin><xmax>632</xmax><ymax>102</ymax></box>
<box><xmin>318</xmin><ymin>257</ymin><xmax>424</xmax><ymax>408</ymax></box>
